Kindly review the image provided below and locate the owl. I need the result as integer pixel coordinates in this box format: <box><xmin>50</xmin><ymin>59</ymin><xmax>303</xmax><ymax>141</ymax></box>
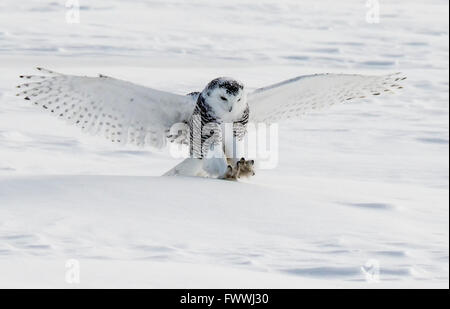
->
<box><xmin>16</xmin><ymin>67</ymin><xmax>405</xmax><ymax>179</ymax></box>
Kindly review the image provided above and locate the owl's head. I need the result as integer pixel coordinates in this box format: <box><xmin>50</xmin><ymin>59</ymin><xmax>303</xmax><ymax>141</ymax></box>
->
<box><xmin>201</xmin><ymin>77</ymin><xmax>246</xmax><ymax>118</ymax></box>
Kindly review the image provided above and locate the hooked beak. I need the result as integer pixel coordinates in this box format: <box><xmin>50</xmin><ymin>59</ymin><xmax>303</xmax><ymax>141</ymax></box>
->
<box><xmin>228</xmin><ymin>101</ymin><xmax>234</xmax><ymax>112</ymax></box>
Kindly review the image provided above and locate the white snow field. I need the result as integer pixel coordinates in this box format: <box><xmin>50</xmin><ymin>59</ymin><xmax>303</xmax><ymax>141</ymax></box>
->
<box><xmin>0</xmin><ymin>0</ymin><xmax>448</xmax><ymax>288</ymax></box>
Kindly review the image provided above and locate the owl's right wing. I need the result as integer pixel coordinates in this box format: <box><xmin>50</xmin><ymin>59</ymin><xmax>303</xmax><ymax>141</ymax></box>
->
<box><xmin>16</xmin><ymin>68</ymin><xmax>196</xmax><ymax>148</ymax></box>
<box><xmin>247</xmin><ymin>73</ymin><xmax>406</xmax><ymax>123</ymax></box>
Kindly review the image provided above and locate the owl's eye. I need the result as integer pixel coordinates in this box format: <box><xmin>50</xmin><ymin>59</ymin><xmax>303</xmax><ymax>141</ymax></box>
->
<box><xmin>220</xmin><ymin>96</ymin><xmax>228</xmax><ymax>101</ymax></box>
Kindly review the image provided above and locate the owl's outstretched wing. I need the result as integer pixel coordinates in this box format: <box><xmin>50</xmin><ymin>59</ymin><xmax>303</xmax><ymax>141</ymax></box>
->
<box><xmin>247</xmin><ymin>73</ymin><xmax>406</xmax><ymax>123</ymax></box>
<box><xmin>16</xmin><ymin>68</ymin><xmax>196</xmax><ymax>148</ymax></box>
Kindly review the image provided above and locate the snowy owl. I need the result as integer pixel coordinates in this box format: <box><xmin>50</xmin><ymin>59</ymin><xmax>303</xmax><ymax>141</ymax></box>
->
<box><xmin>16</xmin><ymin>68</ymin><xmax>405</xmax><ymax>179</ymax></box>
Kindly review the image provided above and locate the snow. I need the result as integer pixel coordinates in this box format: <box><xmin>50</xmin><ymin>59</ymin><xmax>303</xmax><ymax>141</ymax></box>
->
<box><xmin>0</xmin><ymin>0</ymin><xmax>448</xmax><ymax>288</ymax></box>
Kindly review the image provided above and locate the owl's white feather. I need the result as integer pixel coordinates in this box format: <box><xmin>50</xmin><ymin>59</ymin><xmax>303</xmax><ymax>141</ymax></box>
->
<box><xmin>247</xmin><ymin>73</ymin><xmax>406</xmax><ymax>123</ymax></box>
<box><xmin>16</xmin><ymin>67</ymin><xmax>196</xmax><ymax>148</ymax></box>
<box><xmin>16</xmin><ymin>69</ymin><xmax>406</xmax><ymax>155</ymax></box>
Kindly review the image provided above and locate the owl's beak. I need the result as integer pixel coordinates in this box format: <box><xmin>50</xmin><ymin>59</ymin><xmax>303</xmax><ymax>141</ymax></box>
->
<box><xmin>228</xmin><ymin>106</ymin><xmax>233</xmax><ymax>112</ymax></box>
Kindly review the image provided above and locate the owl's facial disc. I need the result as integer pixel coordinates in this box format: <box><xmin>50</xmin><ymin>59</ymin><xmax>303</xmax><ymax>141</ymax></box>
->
<box><xmin>204</xmin><ymin>77</ymin><xmax>245</xmax><ymax>116</ymax></box>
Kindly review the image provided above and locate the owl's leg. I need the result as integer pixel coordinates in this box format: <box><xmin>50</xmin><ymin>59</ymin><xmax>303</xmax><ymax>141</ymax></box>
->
<box><xmin>202</xmin><ymin>143</ymin><xmax>229</xmax><ymax>179</ymax></box>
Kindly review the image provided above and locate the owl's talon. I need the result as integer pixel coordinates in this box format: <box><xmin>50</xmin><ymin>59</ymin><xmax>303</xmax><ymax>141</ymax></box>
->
<box><xmin>221</xmin><ymin>165</ymin><xmax>235</xmax><ymax>180</ymax></box>
<box><xmin>223</xmin><ymin>158</ymin><xmax>255</xmax><ymax>180</ymax></box>
<box><xmin>238</xmin><ymin>158</ymin><xmax>255</xmax><ymax>178</ymax></box>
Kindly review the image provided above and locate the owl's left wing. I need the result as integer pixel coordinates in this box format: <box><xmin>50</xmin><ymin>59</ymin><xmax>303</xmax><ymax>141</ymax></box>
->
<box><xmin>247</xmin><ymin>73</ymin><xmax>406</xmax><ymax>123</ymax></box>
<box><xmin>16</xmin><ymin>68</ymin><xmax>196</xmax><ymax>148</ymax></box>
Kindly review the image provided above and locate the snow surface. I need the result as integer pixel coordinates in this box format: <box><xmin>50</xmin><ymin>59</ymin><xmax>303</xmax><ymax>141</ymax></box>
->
<box><xmin>0</xmin><ymin>0</ymin><xmax>448</xmax><ymax>288</ymax></box>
